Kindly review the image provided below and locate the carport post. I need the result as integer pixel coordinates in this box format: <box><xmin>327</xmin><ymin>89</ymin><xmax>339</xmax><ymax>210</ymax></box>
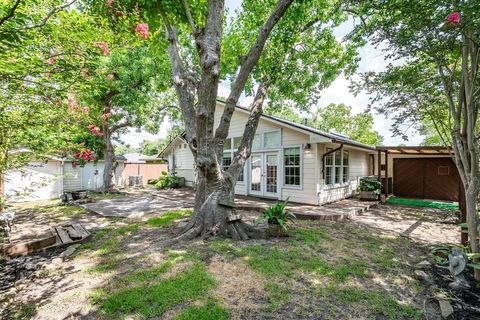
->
<box><xmin>385</xmin><ymin>150</ymin><xmax>389</xmax><ymax>197</ymax></box>
<box><xmin>377</xmin><ymin>150</ymin><xmax>381</xmax><ymax>182</ymax></box>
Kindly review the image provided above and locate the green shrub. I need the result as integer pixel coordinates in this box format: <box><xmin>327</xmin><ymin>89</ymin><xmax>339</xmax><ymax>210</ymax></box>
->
<box><xmin>155</xmin><ymin>171</ymin><xmax>179</xmax><ymax>189</ymax></box>
<box><xmin>358</xmin><ymin>177</ymin><xmax>382</xmax><ymax>194</ymax></box>
<box><xmin>260</xmin><ymin>198</ymin><xmax>295</xmax><ymax>231</ymax></box>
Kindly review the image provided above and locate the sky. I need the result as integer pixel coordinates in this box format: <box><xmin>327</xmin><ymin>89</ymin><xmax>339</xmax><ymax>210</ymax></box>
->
<box><xmin>119</xmin><ymin>1</ymin><xmax>424</xmax><ymax>148</ymax></box>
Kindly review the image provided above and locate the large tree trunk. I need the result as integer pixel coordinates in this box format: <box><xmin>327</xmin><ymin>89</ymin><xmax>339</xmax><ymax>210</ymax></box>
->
<box><xmin>158</xmin><ymin>0</ymin><xmax>293</xmax><ymax>240</ymax></box>
<box><xmin>179</xmin><ymin>166</ymin><xmax>266</xmax><ymax>240</ymax></box>
<box><xmin>102</xmin><ymin>127</ymin><xmax>115</xmax><ymax>192</ymax></box>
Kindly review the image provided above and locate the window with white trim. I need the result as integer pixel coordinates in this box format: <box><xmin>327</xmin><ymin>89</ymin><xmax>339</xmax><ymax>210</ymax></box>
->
<box><xmin>284</xmin><ymin>147</ymin><xmax>301</xmax><ymax>186</ymax></box>
<box><xmin>264</xmin><ymin>131</ymin><xmax>280</xmax><ymax>148</ymax></box>
<box><xmin>342</xmin><ymin>150</ymin><xmax>349</xmax><ymax>182</ymax></box>
<box><xmin>222</xmin><ymin>152</ymin><xmax>232</xmax><ymax>171</ymax></box>
<box><xmin>252</xmin><ymin>134</ymin><xmax>261</xmax><ymax>150</ymax></box>
<box><xmin>222</xmin><ymin>137</ymin><xmax>244</xmax><ymax>182</ymax></box>
<box><xmin>324</xmin><ymin>148</ymin><xmax>349</xmax><ymax>185</ymax></box>
<box><xmin>325</xmin><ymin>148</ymin><xmax>334</xmax><ymax>185</ymax></box>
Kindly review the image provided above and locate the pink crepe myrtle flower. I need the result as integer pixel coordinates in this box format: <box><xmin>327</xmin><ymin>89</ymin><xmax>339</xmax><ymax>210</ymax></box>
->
<box><xmin>94</xmin><ymin>41</ymin><xmax>110</xmax><ymax>55</ymax></box>
<box><xmin>107</xmin><ymin>74</ymin><xmax>114</xmax><ymax>80</ymax></box>
<box><xmin>447</xmin><ymin>12</ymin><xmax>460</xmax><ymax>26</ymax></box>
<box><xmin>106</xmin><ymin>0</ymin><xmax>114</xmax><ymax>7</ymax></box>
<box><xmin>87</xmin><ymin>124</ymin><xmax>96</xmax><ymax>130</ymax></box>
<box><xmin>135</xmin><ymin>23</ymin><xmax>149</xmax><ymax>39</ymax></box>
<box><xmin>82</xmin><ymin>107</ymin><xmax>90</xmax><ymax>114</ymax></box>
<box><xmin>46</xmin><ymin>57</ymin><xmax>57</xmax><ymax>65</ymax></box>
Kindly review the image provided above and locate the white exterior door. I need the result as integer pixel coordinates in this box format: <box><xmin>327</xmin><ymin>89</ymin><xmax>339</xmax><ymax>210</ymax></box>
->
<box><xmin>248</xmin><ymin>152</ymin><xmax>279</xmax><ymax>198</ymax></box>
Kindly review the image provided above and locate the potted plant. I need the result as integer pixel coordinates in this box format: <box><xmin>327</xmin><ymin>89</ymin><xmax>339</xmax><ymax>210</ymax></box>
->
<box><xmin>259</xmin><ymin>198</ymin><xmax>296</xmax><ymax>237</ymax></box>
<box><xmin>358</xmin><ymin>177</ymin><xmax>382</xmax><ymax>201</ymax></box>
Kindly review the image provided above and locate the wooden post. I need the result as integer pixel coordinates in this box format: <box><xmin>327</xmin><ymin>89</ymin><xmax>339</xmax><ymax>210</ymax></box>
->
<box><xmin>385</xmin><ymin>150</ymin><xmax>389</xmax><ymax>197</ymax></box>
<box><xmin>377</xmin><ymin>150</ymin><xmax>381</xmax><ymax>182</ymax></box>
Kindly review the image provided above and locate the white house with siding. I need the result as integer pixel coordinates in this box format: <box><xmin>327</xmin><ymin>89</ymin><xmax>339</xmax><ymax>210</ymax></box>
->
<box><xmin>4</xmin><ymin>158</ymin><xmax>125</xmax><ymax>202</ymax></box>
<box><xmin>159</xmin><ymin>101</ymin><xmax>377</xmax><ymax>205</ymax></box>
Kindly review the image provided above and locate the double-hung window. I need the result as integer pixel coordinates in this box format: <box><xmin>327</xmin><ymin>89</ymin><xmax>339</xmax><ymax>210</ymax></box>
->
<box><xmin>324</xmin><ymin>148</ymin><xmax>349</xmax><ymax>185</ymax></box>
<box><xmin>284</xmin><ymin>147</ymin><xmax>301</xmax><ymax>186</ymax></box>
<box><xmin>223</xmin><ymin>137</ymin><xmax>245</xmax><ymax>182</ymax></box>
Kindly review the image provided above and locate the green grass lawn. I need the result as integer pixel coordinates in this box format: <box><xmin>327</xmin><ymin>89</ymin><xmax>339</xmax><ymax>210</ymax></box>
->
<box><xmin>5</xmin><ymin>201</ymin><xmax>432</xmax><ymax>320</ymax></box>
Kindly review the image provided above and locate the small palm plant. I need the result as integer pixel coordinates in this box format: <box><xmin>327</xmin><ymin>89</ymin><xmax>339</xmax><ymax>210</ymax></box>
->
<box><xmin>260</xmin><ymin>198</ymin><xmax>296</xmax><ymax>236</ymax></box>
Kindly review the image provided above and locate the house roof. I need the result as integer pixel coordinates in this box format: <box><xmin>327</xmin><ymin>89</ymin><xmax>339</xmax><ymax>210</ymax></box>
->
<box><xmin>158</xmin><ymin>101</ymin><xmax>377</xmax><ymax>157</ymax></box>
<box><xmin>158</xmin><ymin>134</ymin><xmax>187</xmax><ymax>158</ymax></box>
<box><xmin>232</xmin><ymin>103</ymin><xmax>376</xmax><ymax>151</ymax></box>
<box><xmin>376</xmin><ymin>146</ymin><xmax>452</xmax><ymax>155</ymax></box>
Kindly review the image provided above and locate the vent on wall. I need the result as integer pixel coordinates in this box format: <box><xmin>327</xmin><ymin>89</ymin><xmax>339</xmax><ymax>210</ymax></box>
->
<box><xmin>438</xmin><ymin>166</ymin><xmax>450</xmax><ymax>175</ymax></box>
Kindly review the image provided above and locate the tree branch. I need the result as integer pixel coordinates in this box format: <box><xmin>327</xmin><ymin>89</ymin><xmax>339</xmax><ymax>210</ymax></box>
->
<box><xmin>214</xmin><ymin>0</ymin><xmax>293</xmax><ymax>143</ymax></box>
<box><xmin>227</xmin><ymin>80</ymin><xmax>269</xmax><ymax>179</ymax></box>
<box><xmin>181</xmin><ymin>0</ymin><xmax>199</xmax><ymax>36</ymax></box>
<box><xmin>110</xmin><ymin>122</ymin><xmax>132</xmax><ymax>133</ymax></box>
<box><xmin>157</xmin><ymin>0</ymin><xmax>197</xmax><ymax>147</ymax></box>
<box><xmin>20</xmin><ymin>0</ymin><xmax>78</xmax><ymax>30</ymax></box>
<box><xmin>0</xmin><ymin>0</ymin><xmax>22</xmax><ymax>27</ymax></box>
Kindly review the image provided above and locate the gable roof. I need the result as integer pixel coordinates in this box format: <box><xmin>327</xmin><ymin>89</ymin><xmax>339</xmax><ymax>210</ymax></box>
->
<box><xmin>158</xmin><ymin>101</ymin><xmax>376</xmax><ymax>157</ymax></box>
<box><xmin>229</xmin><ymin>102</ymin><xmax>376</xmax><ymax>151</ymax></box>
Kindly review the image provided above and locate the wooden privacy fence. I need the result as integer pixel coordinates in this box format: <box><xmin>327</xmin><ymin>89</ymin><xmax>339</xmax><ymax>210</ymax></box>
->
<box><xmin>123</xmin><ymin>163</ymin><xmax>168</xmax><ymax>185</ymax></box>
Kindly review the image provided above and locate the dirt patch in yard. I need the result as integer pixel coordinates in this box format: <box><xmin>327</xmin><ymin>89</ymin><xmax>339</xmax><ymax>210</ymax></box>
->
<box><xmin>207</xmin><ymin>256</ymin><xmax>266</xmax><ymax>319</ymax></box>
<box><xmin>1</xmin><ymin>194</ymin><xmax>469</xmax><ymax>319</ymax></box>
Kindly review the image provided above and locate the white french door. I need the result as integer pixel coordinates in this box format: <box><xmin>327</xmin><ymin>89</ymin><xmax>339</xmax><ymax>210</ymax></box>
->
<box><xmin>249</xmin><ymin>152</ymin><xmax>279</xmax><ymax>198</ymax></box>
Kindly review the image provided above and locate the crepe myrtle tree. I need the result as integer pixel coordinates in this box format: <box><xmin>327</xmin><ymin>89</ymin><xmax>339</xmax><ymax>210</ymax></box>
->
<box><xmin>113</xmin><ymin>0</ymin><xmax>359</xmax><ymax>240</ymax></box>
<box><xmin>0</xmin><ymin>1</ymin><xmax>111</xmax><ymax>209</ymax></box>
<box><xmin>351</xmin><ymin>0</ymin><xmax>480</xmax><ymax>277</ymax></box>
<box><xmin>76</xmin><ymin>45</ymin><xmax>172</xmax><ymax>191</ymax></box>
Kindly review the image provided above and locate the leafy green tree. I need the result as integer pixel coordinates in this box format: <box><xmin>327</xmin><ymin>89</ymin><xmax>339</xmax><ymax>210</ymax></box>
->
<box><xmin>0</xmin><ymin>0</ymin><xmax>99</xmax><ymax>207</ymax></box>
<box><xmin>114</xmin><ymin>143</ymin><xmax>136</xmax><ymax>156</ymax></box>
<box><xmin>353</xmin><ymin>0</ymin><xmax>480</xmax><ymax>276</ymax></box>
<box><xmin>75</xmin><ymin>44</ymin><xmax>172</xmax><ymax>190</ymax></box>
<box><xmin>308</xmin><ymin>103</ymin><xmax>382</xmax><ymax>146</ymax></box>
<box><xmin>138</xmin><ymin>139</ymin><xmax>168</xmax><ymax>156</ymax></box>
<box><xmin>108</xmin><ymin>0</ymin><xmax>360</xmax><ymax>240</ymax></box>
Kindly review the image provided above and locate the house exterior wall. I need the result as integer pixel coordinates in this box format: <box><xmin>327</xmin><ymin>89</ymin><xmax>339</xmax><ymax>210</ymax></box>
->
<box><xmin>63</xmin><ymin>161</ymin><xmax>125</xmax><ymax>192</ymax></box>
<box><xmin>162</xmin><ymin>103</ymin><xmax>374</xmax><ymax>206</ymax></box>
<box><xmin>168</xmin><ymin>143</ymin><xmax>196</xmax><ymax>187</ymax></box>
<box><xmin>4</xmin><ymin>160</ymin><xmax>63</xmax><ymax>202</ymax></box>
<box><xmin>317</xmin><ymin>144</ymin><xmax>372</xmax><ymax>205</ymax></box>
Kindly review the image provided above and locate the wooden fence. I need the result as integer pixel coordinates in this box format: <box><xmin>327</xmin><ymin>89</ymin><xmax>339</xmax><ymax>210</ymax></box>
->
<box><xmin>123</xmin><ymin>163</ymin><xmax>168</xmax><ymax>185</ymax></box>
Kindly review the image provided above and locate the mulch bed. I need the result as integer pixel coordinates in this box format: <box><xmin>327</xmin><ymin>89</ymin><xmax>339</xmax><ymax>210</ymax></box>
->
<box><xmin>431</xmin><ymin>265</ymin><xmax>480</xmax><ymax>319</ymax></box>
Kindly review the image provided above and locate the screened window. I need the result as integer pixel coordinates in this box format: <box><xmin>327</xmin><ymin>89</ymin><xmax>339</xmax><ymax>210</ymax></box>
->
<box><xmin>284</xmin><ymin>147</ymin><xmax>301</xmax><ymax>186</ymax></box>
<box><xmin>222</xmin><ymin>152</ymin><xmax>232</xmax><ymax>171</ymax></box>
<box><xmin>264</xmin><ymin>131</ymin><xmax>280</xmax><ymax>148</ymax></box>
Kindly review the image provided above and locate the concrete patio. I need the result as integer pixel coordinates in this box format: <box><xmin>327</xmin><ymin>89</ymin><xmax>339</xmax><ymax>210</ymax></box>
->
<box><xmin>81</xmin><ymin>187</ymin><xmax>378</xmax><ymax>220</ymax></box>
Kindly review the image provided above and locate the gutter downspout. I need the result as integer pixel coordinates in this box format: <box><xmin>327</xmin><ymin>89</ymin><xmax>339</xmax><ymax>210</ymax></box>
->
<box><xmin>322</xmin><ymin>144</ymin><xmax>343</xmax><ymax>180</ymax></box>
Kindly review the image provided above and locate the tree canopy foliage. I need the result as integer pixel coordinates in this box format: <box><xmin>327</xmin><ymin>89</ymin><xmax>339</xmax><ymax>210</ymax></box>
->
<box><xmin>352</xmin><ymin>0</ymin><xmax>480</xmax><ymax>274</ymax></box>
